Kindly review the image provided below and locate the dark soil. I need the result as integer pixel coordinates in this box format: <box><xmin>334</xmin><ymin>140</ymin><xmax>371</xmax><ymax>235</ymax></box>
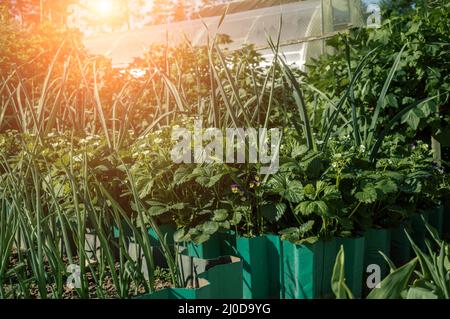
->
<box><xmin>2</xmin><ymin>250</ymin><xmax>173</xmax><ymax>299</ymax></box>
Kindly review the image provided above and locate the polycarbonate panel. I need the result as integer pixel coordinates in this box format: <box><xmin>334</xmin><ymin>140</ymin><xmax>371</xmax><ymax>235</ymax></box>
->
<box><xmin>83</xmin><ymin>0</ymin><xmax>365</xmax><ymax>68</ymax></box>
<box><xmin>332</xmin><ymin>0</ymin><xmax>351</xmax><ymax>28</ymax></box>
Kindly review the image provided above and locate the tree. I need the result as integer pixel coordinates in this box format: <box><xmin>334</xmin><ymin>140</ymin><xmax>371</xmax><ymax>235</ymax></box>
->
<box><xmin>46</xmin><ymin>0</ymin><xmax>78</xmax><ymax>26</ymax></box>
<box><xmin>151</xmin><ymin>0</ymin><xmax>172</xmax><ymax>24</ymax></box>
<box><xmin>127</xmin><ymin>0</ymin><xmax>152</xmax><ymax>29</ymax></box>
<box><xmin>5</xmin><ymin>0</ymin><xmax>39</xmax><ymax>25</ymax></box>
<box><xmin>172</xmin><ymin>0</ymin><xmax>188</xmax><ymax>22</ymax></box>
<box><xmin>380</xmin><ymin>0</ymin><xmax>417</xmax><ymax>14</ymax></box>
<box><xmin>5</xmin><ymin>0</ymin><xmax>76</xmax><ymax>26</ymax></box>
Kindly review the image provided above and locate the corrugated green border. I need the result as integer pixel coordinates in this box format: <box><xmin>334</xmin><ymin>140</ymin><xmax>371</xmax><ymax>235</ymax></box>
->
<box><xmin>410</xmin><ymin>212</ymin><xmax>430</xmax><ymax>252</ymax></box>
<box><xmin>233</xmin><ymin>235</ymin><xmax>283</xmax><ymax>299</ymax></box>
<box><xmin>427</xmin><ymin>205</ymin><xmax>444</xmax><ymax>237</ymax></box>
<box><xmin>137</xmin><ymin>256</ymin><xmax>243</xmax><ymax>299</ymax></box>
<box><xmin>390</xmin><ymin>223</ymin><xmax>412</xmax><ymax>266</ymax></box>
<box><xmin>282</xmin><ymin>240</ymin><xmax>324</xmax><ymax>299</ymax></box>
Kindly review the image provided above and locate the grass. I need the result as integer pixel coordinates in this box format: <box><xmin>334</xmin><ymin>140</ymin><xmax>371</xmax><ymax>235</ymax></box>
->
<box><xmin>0</xmin><ymin>13</ymin><xmax>442</xmax><ymax>298</ymax></box>
<box><xmin>0</xmin><ymin>23</ymin><xmax>288</xmax><ymax>297</ymax></box>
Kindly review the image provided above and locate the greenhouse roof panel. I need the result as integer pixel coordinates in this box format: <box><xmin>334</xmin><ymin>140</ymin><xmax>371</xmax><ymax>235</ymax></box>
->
<box><xmin>84</xmin><ymin>0</ymin><xmax>322</xmax><ymax>67</ymax></box>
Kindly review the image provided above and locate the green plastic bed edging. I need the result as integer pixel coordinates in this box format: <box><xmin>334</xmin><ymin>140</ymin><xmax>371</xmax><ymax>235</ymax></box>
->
<box><xmin>282</xmin><ymin>240</ymin><xmax>324</xmax><ymax>299</ymax></box>
<box><xmin>410</xmin><ymin>211</ymin><xmax>430</xmax><ymax>252</ymax></box>
<box><xmin>363</xmin><ymin>228</ymin><xmax>391</xmax><ymax>295</ymax></box>
<box><xmin>390</xmin><ymin>222</ymin><xmax>412</xmax><ymax>267</ymax></box>
<box><xmin>235</xmin><ymin>234</ymin><xmax>283</xmax><ymax>299</ymax></box>
<box><xmin>186</xmin><ymin>231</ymin><xmax>236</xmax><ymax>259</ymax></box>
<box><xmin>136</xmin><ymin>255</ymin><xmax>243</xmax><ymax>299</ymax></box>
<box><xmin>113</xmin><ymin>223</ymin><xmax>175</xmax><ymax>247</ymax></box>
<box><xmin>427</xmin><ymin>205</ymin><xmax>444</xmax><ymax>237</ymax></box>
<box><xmin>363</xmin><ymin>228</ymin><xmax>390</xmax><ymax>276</ymax></box>
<box><xmin>266</xmin><ymin>234</ymin><xmax>284</xmax><ymax>299</ymax></box>
<box><xmin>444</xmin><ymin>200</ymin><xmax>450</xmax><ymax>236</ymax></box>
<box><xmin>113</xmin><ymin>223</ymin><xmax>176</xmax><ymax>269</ymax></box>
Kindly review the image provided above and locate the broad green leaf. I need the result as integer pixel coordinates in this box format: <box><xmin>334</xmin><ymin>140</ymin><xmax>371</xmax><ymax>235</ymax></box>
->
<box><xmin>291</xmin><ymin>143</ymin><xmax>309</xmax><ymax>158</ymax></box>
<box><xmin>193</xmin><ymin>232</ymin><xmax>211</xmax><ymax>245</ymax></box>
<box><xmin>379</xmin><ymin>251</ymin><xmax>397</xmax><ymax>273</ymax></box>
<box><xmin>148</xmin><ymin>205</ymin><xmax>168</xmax><ymax>216</ymax></box>
<box><xmin>283</xmin><ymin>180</ymin><xmax>304</xmax><ymax>203</ymax></box>
<box><xmin>169</xmin><ymin>203</ymin><xmax>185</xmax><ymax>210</ymax></box>
<box><xmin>303</xmin><ymin>184</ymin><xmax>315</xmax><ymax>197</ymax></box>
<box><xmin>367</xmin><ymin>257</ymin><xmax>418</xmax><ymax>299</ymax></box>
<box><xmin>331</xmin><ymin>246</ymin><xmax>354</xmax><ymax>299</ymax></box>
<box><xmin>355</xmin><ymin>187</ymin><xmax>378</xmax><ymax>203</ymax></box>
<box><xmin>385</xmin><ymin>94</ymin><xmax>398</xmax><ymax>108</ymax></box>
<box><xmin>195</xmin><ymin>175</ymin><xmax>210</xmax><ymax>186</ymax></box>
<box><xmin>406</xmin><ymin>287</ymin><xmax>438</xmax><ymax>299</ymax></box>
<box><xmin>173</xmin><ymin>228</ymin><xmax>186</xmax><ymax>242</ymax></box>
<box><xmin>298</xmin><ymin>220</ymin><xmax>315</xmax><ymax>235</ymax></box>
<box><xmin>444</xmin><ymin>255</ymin><xmax>450</xmax><ymax>272</ymax></box>
<box><xmin>280</xmin><ymin>227</ymin><xmax>298</xmax><ymax>237</ymax></box>
<box><xmin>422</xmin><ymin>217</ymin><xmax>441</xmax><ymax>246</ymax></box>
<box><xmin>405</xmin><ymin>230</ymin><xmax>433</xmax><ymax>280</ymax></box>
<box><xmin>299</xmin><ymin>236</ymin><xmax>319</xmax><ymax>245</ymax></box>
<box><xmin>296</xmin><ymin>201</ymin><xmax>311</xmax><ymax>215</ymax></box>
<box><xmin>231</xmin><ymin>210</ymin><xmax>243</xmax><ymax>225</ymax></box>
<box><xmin>296</xmin><ymin>200</ymin><xmax>328</xmax><ymax>216</ymax></box>
<box><xmin>206</xmin><ymin>173</ymin><xmax>225</xmax><ymax>187</ymax></box>
<box><xmin>202</xmin><ymin>221</ymin><xmax>219</xmax><ymax>235</ymax></box>
<box><xmin>401</xmin><ymin>108</ymin><xmax>424</xmax><ymax>130</ymax></box>
<box><xmin>323</xmin><ymin>186</ymin><xmax>341</xmax><ymax>201</ymax></box>
<box><xmin>261</xmin><ymin>203</ymin><xmax>286</xmax><ymax>222</ymax></box>
<box><xmin>220</xmin><ymin>220</ymin><xmax>231</xmax><ymax>230</ymax></box>
<box><xmin>213</xmin><ymin>209</ymin><xmax>228</xmax><ymax>222</ymax></box>
<box><xmin>376</xmin><ymin>179</ymin><xmax>398</xmax><ymax>194</ymax></box>
<box><xmin>173</xmin><ymin>166</ymin><xmax>193</xmax><ymax>185</ymax></box>
<box><xmin>313</xmin><ymin>201</ymin><xmax>329</xmax><ymax>216</ymax></box>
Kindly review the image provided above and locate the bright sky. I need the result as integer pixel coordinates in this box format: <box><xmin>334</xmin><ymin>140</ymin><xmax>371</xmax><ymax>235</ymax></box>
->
<box><xmin>70</xmin><ymin>0</ymin><xmax>204</xmax><ymax>35</ymax></box>
<box><xmin>91</xmin><ymin>0</ymin><xmax>116</xmax><ymax>17</ymax></box>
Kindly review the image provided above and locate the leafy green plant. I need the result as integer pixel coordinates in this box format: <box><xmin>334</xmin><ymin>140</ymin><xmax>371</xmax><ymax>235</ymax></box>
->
<box><xmin>332</xmin><ymin>218</ymin><xmax>450</xmax><ymax>299</ymax></box>
<box><xmin>306</xmin><ymin>0</ymin><xmax>450</xmax><ymax>151</ymax></box>
<box><xmin>0</xmin><ymin>0</ymin><xmax>448</xmax><ymax>300</ymax></box>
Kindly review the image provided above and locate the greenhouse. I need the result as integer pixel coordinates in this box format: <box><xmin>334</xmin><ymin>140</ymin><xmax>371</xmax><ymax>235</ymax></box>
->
<box><xmin>0</xmin><ymin>0</ymin><xmax>449</xmax><ymax>303</ymax></box>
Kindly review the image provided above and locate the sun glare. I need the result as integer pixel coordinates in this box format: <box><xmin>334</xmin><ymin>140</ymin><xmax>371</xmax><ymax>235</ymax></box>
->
<box><xmin>92</xmin><ymin>0</ymin><xmax>115</xmax><ymax>17</ymax></box>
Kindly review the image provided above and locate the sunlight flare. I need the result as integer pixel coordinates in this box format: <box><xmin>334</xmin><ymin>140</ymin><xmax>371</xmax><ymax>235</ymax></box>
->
<box><xmin>91</xmin><ymin>0</ymin><xmax>116</xmax><ymax>17</ymax></box>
